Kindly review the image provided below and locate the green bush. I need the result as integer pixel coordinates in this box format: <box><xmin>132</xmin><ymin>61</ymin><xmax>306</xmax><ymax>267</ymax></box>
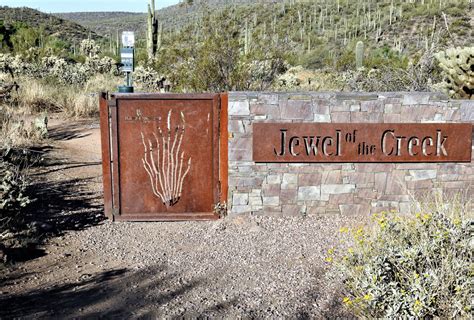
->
<box><xmin>330</xmin><ymin>200</ymin><xmax>472</xmax><ymax>318</ymax></box>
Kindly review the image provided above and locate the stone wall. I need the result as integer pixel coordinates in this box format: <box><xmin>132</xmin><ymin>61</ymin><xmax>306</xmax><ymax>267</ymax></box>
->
<box><xmin>227</xmin><ymin>92</ymin><xmax>474</xmax><ymax>216</ymax></box>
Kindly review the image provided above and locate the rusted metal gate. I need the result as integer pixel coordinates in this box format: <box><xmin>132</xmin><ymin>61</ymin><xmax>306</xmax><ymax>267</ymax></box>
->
<box><xmin>99</xmin><ymin>93</ymin><xmax>228</xmax><ymax>221</ymax></box>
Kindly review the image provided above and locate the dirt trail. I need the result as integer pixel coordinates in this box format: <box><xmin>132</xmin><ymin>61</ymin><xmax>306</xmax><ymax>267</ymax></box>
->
<box><xmin>0</xmin><ymin>118</ymin><xmax>358</xmax><ymax>319</ymax></box>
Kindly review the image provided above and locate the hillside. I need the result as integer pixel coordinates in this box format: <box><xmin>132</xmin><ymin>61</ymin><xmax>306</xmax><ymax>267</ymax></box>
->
<box><xmin>57</xmin><ymin>0</ymin><xmax>472</xmax><ymax>52</ymax></box>
<box><xmin>0</xmin><ymin>6</ymin><xmax>102</xmax><ymax>43</ymax></box>
<box><xmin>55</xmin><ymin>0</ymin><xmax>262</xmax><ymax>37</ymax></box>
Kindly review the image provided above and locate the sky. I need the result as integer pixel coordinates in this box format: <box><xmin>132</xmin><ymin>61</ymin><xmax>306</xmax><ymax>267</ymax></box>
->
<box><xmin>1</xmin><ymin>0</ymin><xmax>180</xmax><ymax>13</ymax></box>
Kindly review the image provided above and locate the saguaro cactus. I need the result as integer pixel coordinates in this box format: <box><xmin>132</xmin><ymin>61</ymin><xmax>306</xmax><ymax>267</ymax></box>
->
<box><xmin>356</xmin><ymin>40</ymin><xmax>364</xmax><ymax>69</ymax></box>
<box><xmin>147</xmin><ymin>0</ymin><xmax>159</xmax><ymax>60</ymax></box>
<box><xmin>244</xmin><ymin>18</ymin><xmax>251</xmax><ymax>55</ymax></box>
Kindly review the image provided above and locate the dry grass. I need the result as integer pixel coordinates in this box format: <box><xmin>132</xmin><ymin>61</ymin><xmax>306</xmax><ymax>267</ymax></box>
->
<box><xmin>0</xmin><ymin>106</ymin><xmax>45</xmax><ymax>149</ymax></box>
<box><xmin>0</xmin><ymin>73</ymin><xmax>121</xmax><ymax>149</ymax></box>
<box><xmin>410</xmin><ymin>190</ymin><xmax>473</xmax><ymax>219</ymax></box>
<box><xmin>7</xmin><ymin>74</ymin><xmax>121</xmax><ymax>118</ymax></box>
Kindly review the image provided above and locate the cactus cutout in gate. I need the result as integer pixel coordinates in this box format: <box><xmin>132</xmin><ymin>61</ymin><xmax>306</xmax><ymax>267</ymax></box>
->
<box><xmin>141</xmin><ymin>110</ymin><xmax>192</xmax><ymax>207</ymax></box>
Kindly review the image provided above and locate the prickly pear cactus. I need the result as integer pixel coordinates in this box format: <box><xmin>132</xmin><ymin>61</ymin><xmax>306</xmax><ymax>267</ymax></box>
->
<box><xmin>434</xmin><ymin>47</ymin><xmax>474</xmax><ymax>99</ymax></box>
<box><xmin>355</xmin><ymin>41</ymin><xmax>364</xmax><ymax>70</ymax></box>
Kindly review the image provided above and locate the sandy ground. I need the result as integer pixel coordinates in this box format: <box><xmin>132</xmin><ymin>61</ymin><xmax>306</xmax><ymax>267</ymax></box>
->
<box><xmin>0</xmin><ymin>118</ymin><xmax>360</xmax><ymax>319</ymax></box>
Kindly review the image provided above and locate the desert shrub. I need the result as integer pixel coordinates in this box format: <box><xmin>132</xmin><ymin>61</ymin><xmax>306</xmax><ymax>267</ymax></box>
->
<box><xmin>330</xmin><ymin>198</ymin><xmax>472</xmax><ymax>318</ymax></box>
<box><xmin>276</xmin><ymin>65</ymin><xmax>304</xmax><ymax>89</ymax></box>
<box><xmin>0</xmin><ymin>110</ymin><xmax>38</xmax><ymax>232</ymax></box>
<box><xmin>365</xmin><ymin>46</ymin><xmax>408</xmax><ymax>70</ymax></box>
<box><xmin>434</xmin><ymin>46</ymin><xmax>474</xmax><ymax>99</ymax></box>
<box><xmin>0</xmin><ymin>159</ymin><xmax>32</xmax><ymax>231</ymax></box>
<box><xmin>299</xmin><ymin>47</ymin><xmax>332</xmax><ymax>70</ymax></box>
<box><xmin>343</xmin><ymin>48</ymin><xmax>440</xmax><ymax>92</ymax></box>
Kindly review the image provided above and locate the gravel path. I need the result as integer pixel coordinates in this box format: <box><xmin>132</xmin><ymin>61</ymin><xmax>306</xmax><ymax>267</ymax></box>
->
<box><xmin>0</xmin><ymin>119</ymin><xmax>361</xmax><ymax>319</ymax></box>
<box><xmin>2</xmin><ymin>216</ymin><xmax>359</xmax><ymax>318</ymax></box>
<box><xmin>82</xmin><ymin>216</ymin><xmax>358</xmax><ymax>318</ymax></box>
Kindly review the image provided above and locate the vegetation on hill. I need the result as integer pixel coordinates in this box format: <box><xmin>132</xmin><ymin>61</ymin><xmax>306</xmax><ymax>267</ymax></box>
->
<box><xmin>2</xmin><ymin>0</ymin><xmax>473</xmax><ymax>96</ymax></box>
<box><xmin>58</xmin><ymin>0</ymin><xmax>474</xmax><ymax>94</ymax></box>
<box><xmin>55</xmin><ymin>0</ymin><xmax>258</xmax><ymax>37</ymax></box>
<box><xmin>0</xmin><ymin>6</ymin><xmax>102</xmax><ymax>44</ymax></box>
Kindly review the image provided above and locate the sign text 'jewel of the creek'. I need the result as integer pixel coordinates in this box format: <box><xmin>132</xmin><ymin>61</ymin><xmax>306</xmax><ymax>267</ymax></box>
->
<box><xmin>253</xmin><ymin>123</ymin><xmax>472</xmax><ymax>163</ymax></box>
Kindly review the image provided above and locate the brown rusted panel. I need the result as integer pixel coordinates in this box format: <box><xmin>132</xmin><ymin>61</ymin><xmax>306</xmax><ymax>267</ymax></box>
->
<box><xmin>99</xmin><ymin>92</ymin><xmax>113</xmax><ymax>220</ymax></box>
<box><xmin>109</xmin><ymin>98</ymin><xmax>121</xmax><ymax>218</ymax></box>
<box><xmin>112</xmin><ymin>93</ymin><xmax>218</xmax><ymax>100</ymax></box>
<box><xmin>114</xmin><ymin>212</ymin><xmax>219</xmax><ymax>222</ymax></box>
<box><xmin>110</xmin><ymin>94</ymin><xmax>221</xmax><ymax>221</ymax></box>
<box><xmin>219</xmin><ymin>93</ymin><xmax>229</xmax><ymax>205</ymax></box>
<box><xmin>253</xmin><ymin>123</ymin><xmax>472</xmax><ymax>163</ymax></box>
<box><xmin>212</xmin><ymin>94</ymin><xmax>220</xmax><ymax>206</ymax></box>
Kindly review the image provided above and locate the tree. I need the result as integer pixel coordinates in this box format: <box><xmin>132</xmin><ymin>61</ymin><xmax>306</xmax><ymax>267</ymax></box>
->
<box><xmin>11</xmin><ymin>27</ymin><xmax>39</xmax><ymax>53</ymax></box>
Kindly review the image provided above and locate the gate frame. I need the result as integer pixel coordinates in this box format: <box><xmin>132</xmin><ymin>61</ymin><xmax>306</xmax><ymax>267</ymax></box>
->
<box><xmin>99</xmin><ymin>92</ymin><xmax>228</xmax><ymax>221</ymax></box>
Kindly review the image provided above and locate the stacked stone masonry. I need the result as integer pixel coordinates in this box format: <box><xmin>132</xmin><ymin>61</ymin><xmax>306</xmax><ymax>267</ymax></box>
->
<box><xmin>228</xmin><ymin>92</ymin><xmax>474</xmax><ymax>216</ymax></box>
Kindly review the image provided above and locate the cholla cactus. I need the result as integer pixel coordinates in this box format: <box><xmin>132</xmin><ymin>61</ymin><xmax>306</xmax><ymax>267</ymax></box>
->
<box><xmin>1</xmin><ymin>49</ymin><xmax>115</xmax><ymax>86</ymax></box>
<box><xmin>0</xmin><ymin>53</ymin><xmax>13</xmax><ymax>71</ymax></box>
<box><xmin>134</xmin><ymin>66</ymin><xmax>165</xmax><ymax>90</ymax></box>
<box><xmin>435</xmin><ymin>47</ymin><xmax>474</xmax><ymax>99</ymax></box>
<box><xmin>80</xmin><ymin>39</ymin><xmax>101</xmax><ymax>58</ymax></box>
<box><xmin>85</xmin><ymin>56</ymin><xmax>115</xmax><ymax>74</ymax></box>
<box><xmin>0</xmin><ymin>53</ymin><xmax>29</xmax><ymax>76</ymax></box>
<box><xmin>41</xmin><ymin>55</ymin><xmax>91</xmax><ymax>85</ymax></box>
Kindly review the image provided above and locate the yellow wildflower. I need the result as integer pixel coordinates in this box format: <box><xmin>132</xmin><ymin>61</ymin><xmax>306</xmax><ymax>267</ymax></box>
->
<box><xmin>339</xmin><ymin>227</ymin><xmax>349</xmax><ymax>233</ymax></box>
<box><xmin>343</xmin><ymin>297</ymin><xmax>352</xmax><ymax>306</ymax></box>
<box><xmin>363</xmin><ymin>293</ymin><xmax>372</xmax><ymax>301</ymax></box>
<box><xmin>348</xmin><ymin>247</ymin><xmax>354</xmax><ymax>254</ymax></box>
<box><xmin>325</xmin><ymin>257</ymin><xmax>333</xmax><ymax>263</ymax></box>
